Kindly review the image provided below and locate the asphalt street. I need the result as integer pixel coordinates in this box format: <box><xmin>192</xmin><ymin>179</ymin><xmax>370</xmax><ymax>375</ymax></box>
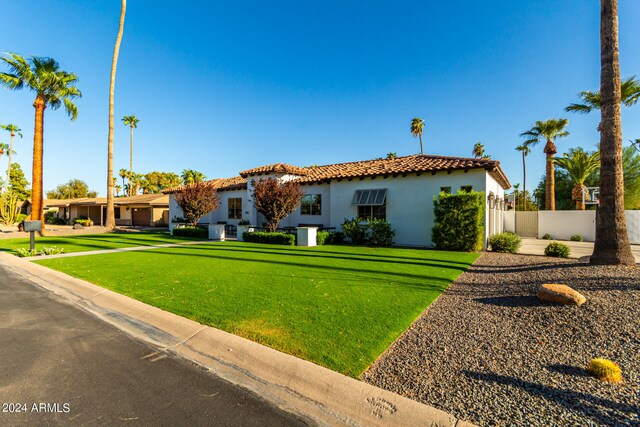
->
<box><xmin>0</xmin><ymin>263</ymin><xmax>307</xmax><ymax>426</ymax></box>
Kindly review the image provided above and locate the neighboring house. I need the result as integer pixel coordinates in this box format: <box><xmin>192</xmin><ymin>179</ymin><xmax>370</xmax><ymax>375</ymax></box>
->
<box><xmin>21</xmin><ymin>194</ymin><xmax>170</xmax><ymax>227</ymax></box>
<box><xmin>165</xmin><ymin>154</ymin><xmax>511</xmax><ymax>247</ymax></box>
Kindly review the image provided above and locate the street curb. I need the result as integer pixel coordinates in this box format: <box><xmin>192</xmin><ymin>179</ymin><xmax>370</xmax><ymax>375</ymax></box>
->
<box><xmin>1</xmin><ymin>251</ymin><xmax>474</xmax><ymax>426</ymax></box>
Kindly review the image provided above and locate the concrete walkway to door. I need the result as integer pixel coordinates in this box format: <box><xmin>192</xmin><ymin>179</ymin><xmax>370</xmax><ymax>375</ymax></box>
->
<box><xmin>518</xmin><ymin>238</ymin><xmax>640</xmax><ymax>263</ymax></box>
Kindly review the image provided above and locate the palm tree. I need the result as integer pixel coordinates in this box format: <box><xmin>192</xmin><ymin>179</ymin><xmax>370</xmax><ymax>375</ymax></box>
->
<box><xmin>632</xmin><ymin>138</ymin><xmax>640</xmax><ymax>153</ymax></box>
<box><xmin>472</xmin><ymin>142</ymin><xmax>485</xmax><ymax>158</ymax></box>
<box><xmin>0</xmin><ymin>54</ymin><xmax>81</xmax><ymax>231</ymax></box>
<box><xmin>410</xmin><ymin>118</ymin><xmax>425</xmax><ymax>155</ymax></box>
<box><xmin>386</xmin><ymin>152</ymin><xmax>397</xmax><ymax>159</ymax></box>
<box><xmin>119</xmin><ymin>168</ymin><xmax>128</xmax><ymax>195</ymax></box>
<box><xmin>122</xmin><ymin>114</ymin><xmax>139</xmax><ymax>187</ymax></box>
<box><xmin>1</xmin><ymin>124</ymin><xmax>22</xmax><ymax>193</ymax></box>
<box><xmin>515</xmin><ymin>144</ymin><xmax>532</xmax><ymax>210</ymax></box>
<box><xmin>105</xmin><ymin>0</ymin><xmax>127</xmax><ymax>230</ymax></box>
<box><xmin>566</xmin><ymin>76</ymin><xmax>640</xmax><ymax>120</ymax></box>
<box><xmin>591</xmin><ymin>0</ymin><xmax>635</xmax><ymax>265</ymax></box>
<box><xmin>520</xmin><ymin>119</ymin><xmax>570</xmax><ymax>210</ymax></box>
<box><xmin>181</xmin><ymin>169</ymin><xmax>206</xmax><ymax>185</ymax></box>
<box><xmin>552</xmin><ymin>148</ymin><xmax>600</xmax><ymax>210</ymax></box>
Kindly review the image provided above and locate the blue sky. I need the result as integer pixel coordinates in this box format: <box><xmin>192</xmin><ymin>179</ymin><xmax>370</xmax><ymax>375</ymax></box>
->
<box><xmin>1</xmin><ymin>1</ymin><xmax>639</xmax><ymax>196</ymax></box>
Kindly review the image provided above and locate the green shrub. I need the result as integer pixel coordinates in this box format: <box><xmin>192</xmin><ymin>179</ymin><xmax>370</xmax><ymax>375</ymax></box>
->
<box><xmin>432</xmin><ymin>191</ymin><xmax>485</xmax><ymax>251</ymax></box>
<box><xmin>542</xmin><ymin>233</ymin><xmax>553</xmax><ymax>240</ymax></box>
<box><xmin>73</xmin><ymin>218</ymin><xmax>93</xmax><ymax>227</ymax></box>
<box><xmin>341</xmin><ymin>218</ymin><xmax>368</xmax><ymax>245</ymax></box>
<box><xmin>570</xmin><ymin>234</ymin><xmax>584</xmax><ymax>242</ymax></box>
<box><xmin>41</xmin><ymin>246</ymin><xmax>65</xmax><ymax>255</ymax></box>
<box><xmin>243</xmin><ymin>231</ymin><xmax>295</xmax><ymax>245</ymax></box>
<box><xmin>316</xmin><ymin>230</ymin><xmax>346</xmax><ymax>246</ymax></box>
<box><xmin>16</xmin><ymin>213</ymin><xmax>27</xmax><ymax>223</ymax></box>
<box><xmin>489</xmin><ymin>232</ymin><xmax>522</xmax><ymax>253</ymax></box>
<box><xmin>173</xmin><ymin>226</ymin><xmax>207</xmax><ymax>238</ymax></box>
<box><xmin>545</xmin><ymin>242</ymin><xmax>570</xmax><ymax>258</ymax></box>
<box><xmin>329</xmin><ymin>231</ymin><xmax>344</xmax><ymax>244</ymax></box>
<box><xmin>368</xmin><ymin>218</ymin><xmax>395</xmax><ymax>246</ymax></box>
<box><xmin>316</xmin><ymin>230</ymin><xmax>329</xmax><ymax>245</ymax></box>
<box><xmin>16</xmin><ymin>248</ymin><xmax>39</xmax><ymax>257</ymax></box>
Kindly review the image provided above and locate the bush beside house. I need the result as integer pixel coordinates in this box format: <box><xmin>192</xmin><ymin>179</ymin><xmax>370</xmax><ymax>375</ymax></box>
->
<box><xmin>432</xmin><ymin>191</ymin><xmax>485</xmax><ymax>251</ymax></box>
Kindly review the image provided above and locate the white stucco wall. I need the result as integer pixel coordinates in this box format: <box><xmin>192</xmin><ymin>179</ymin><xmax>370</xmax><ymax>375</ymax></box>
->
<box><xmin>328</xmin><ymin>169</ymin><xmax>488</xmax><ymax>247</ymax></box>
<box><xmin>538</xmin><ymin>210</ymin><xmax>596</xmax><ymax>241</ymax></box>
<box><xmin>168</xmin><ymin>195</ymin><xmax>184</xmax><ymax>233</ymax></box>
<box><xmin>627</xmin><ymin>211</ymin><xmax>640</xmax><ymax>244</ymax></box>
<box><xmin>281</xmin><ymin>184</ymin><xmax>331</xmax><ymax>228</ymax></box>
<box><xmin>199</xmin><ymin>190</ymin><xmax>247</xmax><ymax>225</ymax></box>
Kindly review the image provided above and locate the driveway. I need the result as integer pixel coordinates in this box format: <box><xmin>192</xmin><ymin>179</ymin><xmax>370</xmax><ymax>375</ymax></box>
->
<box><xmin>0</xmin><ymin>263</ymin><xmax>305</xmax><ymax>426</ymax></box>
<box><xmin>518</xmin><ymin>238</ymin><xmax>640</xmax><ymax>263</ymax></box>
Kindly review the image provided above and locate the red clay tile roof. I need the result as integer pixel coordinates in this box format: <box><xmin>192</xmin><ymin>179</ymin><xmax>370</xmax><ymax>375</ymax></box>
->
<box><xmin>297</xmin><ymin>155</ymin><xmax>511</xmax><ymax>189</ymax></box>
<box><xmin>240</xmin><ymin>163</ymin><xmax>309</xmax><ymax>177</ymax></box>
<box><xmin>165</xmin><ymin>154</ymin><xmax>511</xmax><ymax>193</ymax></box>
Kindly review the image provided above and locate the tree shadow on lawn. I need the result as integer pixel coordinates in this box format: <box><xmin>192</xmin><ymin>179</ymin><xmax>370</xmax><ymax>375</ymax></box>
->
<box><xmin>191</xmin><ymin>243</ymin><xmax>474</xmax><ymax>271</ymax></box>
<box><xmin>463</xmin><ymin>370</ymin><xmax>635</xmax><ymax>426</ymax></box>
<box><xmin>228</xmin><ymin>243</ymin><xmax>476</xmax><ymax>267</ymax></box>
<box><xmin>145</xmin><ymin>247</ymin><xmax>459</xmax><ymax>290</ymax></box>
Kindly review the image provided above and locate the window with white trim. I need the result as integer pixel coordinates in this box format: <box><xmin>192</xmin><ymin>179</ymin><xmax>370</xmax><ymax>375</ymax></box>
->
<box><xmin>228</xmin><ymin>198</ymin><xmax>242</xmax><ymax>219</ymax></box>
<box><xmin>301</xmin><ymin>194</ymin><xmax>322</xmax><ymax>215</ymax></box>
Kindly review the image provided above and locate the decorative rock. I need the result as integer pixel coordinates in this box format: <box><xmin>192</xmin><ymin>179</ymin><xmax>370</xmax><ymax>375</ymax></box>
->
<box><xmin>537</xmin><ymin>284</ymin><xmax>586</xmax><ymax>306</ymax></box>
<box><xmin>73</xmin><ymin>223</ymin><xmax>84</xmax><ymax>230</ymax></box>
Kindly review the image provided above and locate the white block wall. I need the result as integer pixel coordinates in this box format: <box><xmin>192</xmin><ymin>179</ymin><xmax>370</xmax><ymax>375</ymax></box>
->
<box><xmin>538</xmin><ymin>210</ymin><xmax>596</xmax><ymax>241</ymax></box>
<box><xmin>626</xmin><ymin>210</ymin><xmax>640</xmax><ymax>244</ymax></box>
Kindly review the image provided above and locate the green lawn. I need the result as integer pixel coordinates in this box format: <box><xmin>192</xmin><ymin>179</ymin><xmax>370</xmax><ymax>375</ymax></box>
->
<box><xmin>0</xmin><ymin>231</ymin><xmax>202</xmax><ymax>254</ymax></box>
<box><xmin>35</xmin><ymin>242</ymin><xmax>478</xmax><ymax>377</ymax></box>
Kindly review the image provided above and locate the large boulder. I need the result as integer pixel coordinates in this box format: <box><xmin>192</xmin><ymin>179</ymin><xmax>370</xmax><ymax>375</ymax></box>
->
<box><xmin>537</xmin><ymin>284</ymin><xmax>586</xmax><ymax>306</ymax></box>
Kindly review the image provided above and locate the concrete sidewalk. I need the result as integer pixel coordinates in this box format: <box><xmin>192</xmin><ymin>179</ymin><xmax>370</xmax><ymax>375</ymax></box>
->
<box><xmin>518</xmin><ymin>238</ymin><xmax>640</xmax><ymax>263</ymax></box>
<box><xmin>29</xmin><ymin>239</ymin><xmax>211</xmax><ymax>260</ymax></box>
<box><xmin>0</xmin><ymin>251</ymin><xmax>473</xmax><ymax>426</ymax></box>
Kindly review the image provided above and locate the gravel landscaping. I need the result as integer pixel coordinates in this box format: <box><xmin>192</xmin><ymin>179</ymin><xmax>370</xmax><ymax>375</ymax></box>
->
<box><xmin>362</xmin><ymin>252</ymin><xmax>639</xmax><ymax>426</ymax></box>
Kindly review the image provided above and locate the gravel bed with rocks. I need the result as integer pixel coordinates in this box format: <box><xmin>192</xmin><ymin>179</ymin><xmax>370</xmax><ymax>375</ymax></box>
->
<box><xmin>362</xmin><ymin>252</ymin><xmax>639</xmax><ymax>426</ymax></box>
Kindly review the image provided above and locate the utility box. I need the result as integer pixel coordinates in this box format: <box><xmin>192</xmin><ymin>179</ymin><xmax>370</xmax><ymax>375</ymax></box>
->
<box><xmin>23</xmin><ymin>220</ymin><xmax>42</xmax><ymax>232</ymax></box>
<box><xmin>296</xmin><ymin>227</ymin><xmax>317</xmax><ymax>247</ymax></box>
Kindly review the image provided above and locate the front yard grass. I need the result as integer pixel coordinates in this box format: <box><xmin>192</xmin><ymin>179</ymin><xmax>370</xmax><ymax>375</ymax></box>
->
<box><xmin>35</xmin><ymin>242</ymin><xmax>478</xmax><ymax>377</ymax></box>
<box><xmin>0</xmin><ymin>231</ymin><xmax>202</xmax><ymax>255</ymax></box>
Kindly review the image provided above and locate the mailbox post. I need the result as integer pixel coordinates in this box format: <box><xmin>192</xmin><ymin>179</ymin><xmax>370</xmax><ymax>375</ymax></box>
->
<box><xmin>23</xmin><ymin>220</ymin><xmax>42</xmax><ymax>251</ymax></box>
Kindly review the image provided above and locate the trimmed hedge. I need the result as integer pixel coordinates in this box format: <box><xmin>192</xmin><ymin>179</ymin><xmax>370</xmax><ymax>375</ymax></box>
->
<box><xmin>432</xmin><ymin>191</ymin><xmax>485</xmax><ymax>252</ymax></box>
<box><xmin>173</xmin><ymin>226</ymin><xmax>207</xmax><ymax>238</ymax></box>
<box><xmin>316</xmin><ymin>231</ymin><xmax>345</xmax><ymax>246</ymax></box>
<box><xmin>545</xmin><ymin>242</ymin><xmax>570</xmax><ymax>258</ymax></box>
<box><xmin>73</xmin><ymin>218</ymin><xmax>93</xmax><ymax>227</ymax></box>
<box><xmin>489</xmin><ymin>232</ymin><xmax>522</xmax><ymax>253</ymax></box>
<box><xmin>243</xmin><ymin>231</ymin><xmax>295</xmax><ymax>245</ymax></box>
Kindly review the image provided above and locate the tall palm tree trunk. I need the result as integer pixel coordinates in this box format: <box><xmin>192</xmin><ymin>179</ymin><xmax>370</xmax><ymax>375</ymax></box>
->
<box><xmin>106</xmin><ymin>0</ymin><xmax>126</xmax><ymax>229</ymax></box>
<box><xmin>591</xmin><ymin>0</ymin><xmax>634</xmax><ymax>265</ymax></box>
<box><xmin>5</xmin><ymin>131</ymin><xmax>14</xmax><ymax>192</ymax></box>
<box><xmin>419</xmin><ymin>134</ymin><xmax>423</xmax><ymax>155</ymax></box>
<box><xmin>544</xmin><ymin>149</ymin><xmax>556</xmax><ymax>210</ymax></box>
<box><xmin>31</xmin><ymin>95</ymin><xmax>46</xmax><ymax>232</ymax></box>
<box><xmin>129</xmin><ymin>125</ymin><xmax>133</xmax><ymax>195</ymax></box>
<box><xmin>522</xmin><ymin>152</ymin><xmax>527</xmax><ymax>210</ymax></box>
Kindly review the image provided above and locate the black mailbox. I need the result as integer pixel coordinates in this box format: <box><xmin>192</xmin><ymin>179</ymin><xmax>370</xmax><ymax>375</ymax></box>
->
<box><xmin>23</xmin><ymin>220</ymin><xmax>42</xmax><ymax>232</ymax></box>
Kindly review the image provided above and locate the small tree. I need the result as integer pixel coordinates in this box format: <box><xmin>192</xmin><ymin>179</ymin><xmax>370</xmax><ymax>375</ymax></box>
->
<box><xmin>173</xmin><ymin>181</ymin><xmax>220</xmax><ymax>227</ymax></box>
<box><xmin>252</xmin><ymin>177</ymin><xmax>304</xmax><ymax>232</ymax></box>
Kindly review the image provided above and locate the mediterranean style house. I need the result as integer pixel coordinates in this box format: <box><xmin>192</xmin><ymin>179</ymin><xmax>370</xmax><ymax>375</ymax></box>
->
<box><xmin>166</xmin><ymin>154</ymin><xmax>511</xmax><ymax>247</ymax></box>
